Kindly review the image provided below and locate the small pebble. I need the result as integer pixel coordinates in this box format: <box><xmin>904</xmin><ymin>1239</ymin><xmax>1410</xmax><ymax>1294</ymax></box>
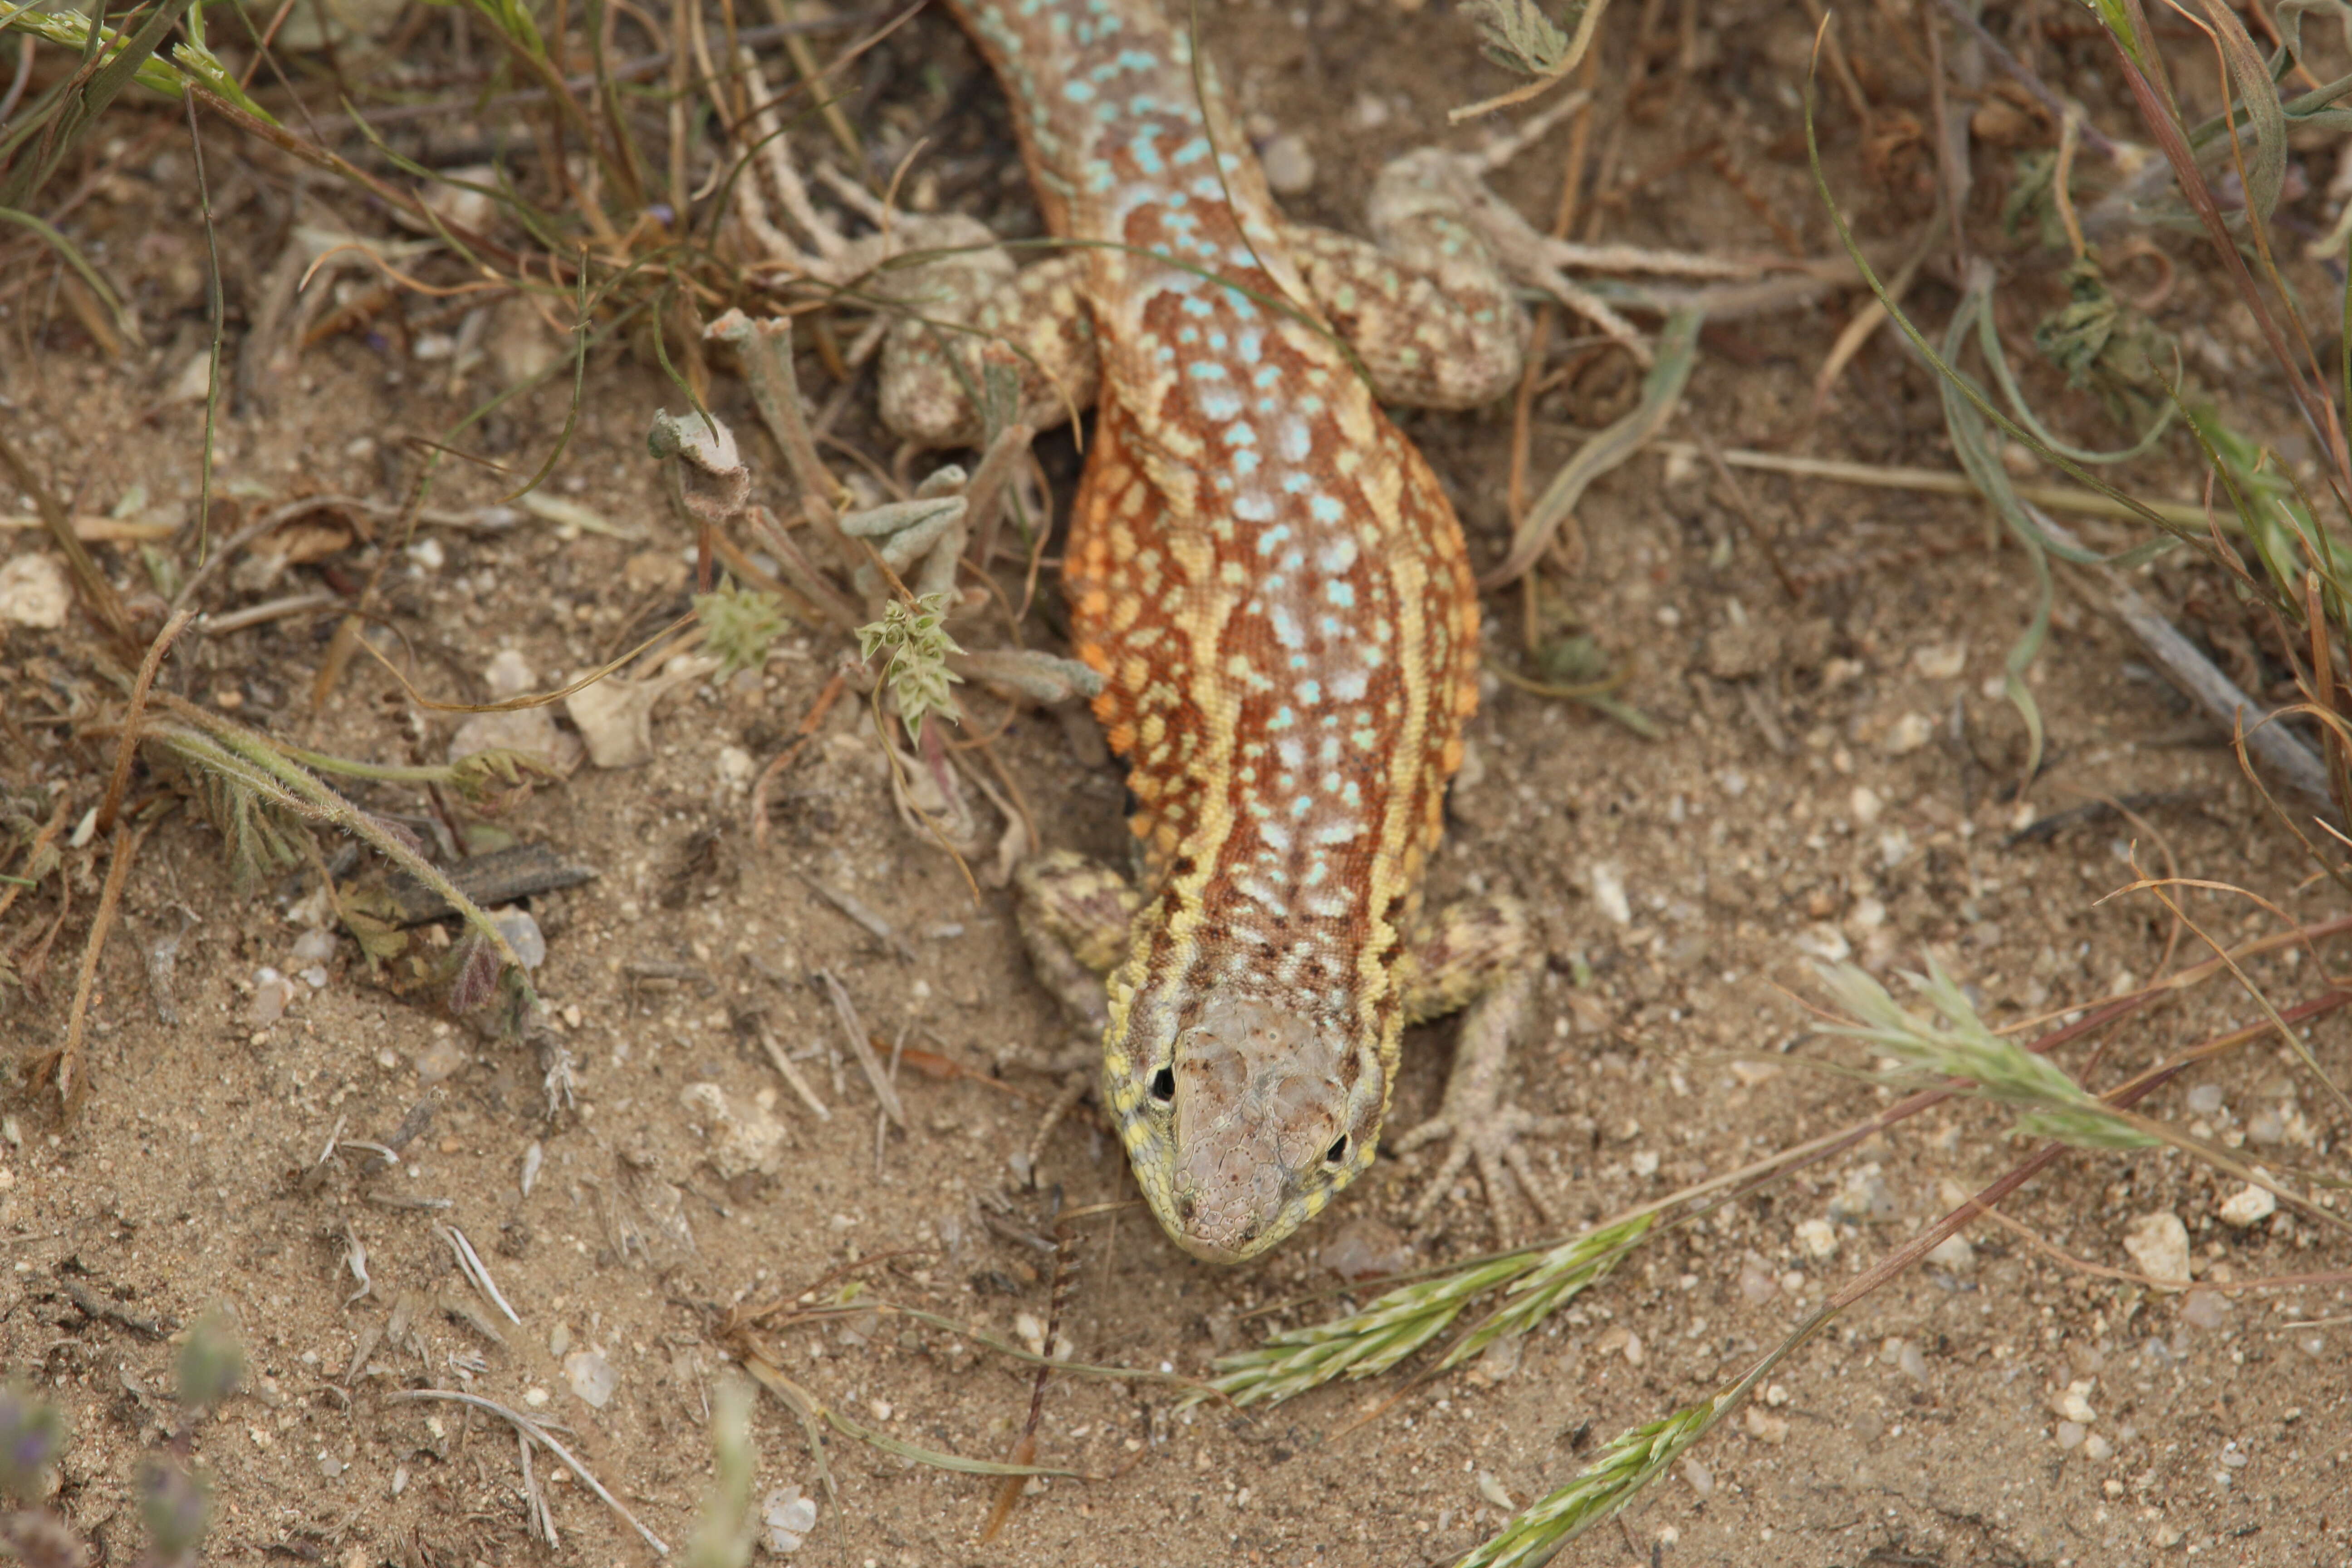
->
<box><xmin>564</xmin><ymin>1348</ymin><xmax>617</xmax><ymax>1408</ymax></box>
<box><xmin>2056</xmin><ymin>1421</ymin><xmax>2086</xmax><ymax>1450</ymax></box>
<box><xmin>248</xmin><ymin>967</ymin><xmax>295</xmax><ymax>1026</ymax></box>
<box><xmin>2179</xmin><ymin>1289</ymin><xmax>2230</xmax><ymax>1329</ymax></box>
<box><xmin>1794</xmin><ymin>1218</ymin><xmax>1838</xmax><ymax>1259</ymax></box>
<box><xmin>1847</xmin><ymin>785</ymin><xmax>1883</xmax><ymax>827</ymax></box>
<box><xmin>0</xmin><ymin>554</ymin><xmax>71</xmax><ymax>629</ymax></box>
<box><xmin>484</xmin><ymin>648</ymin><xmax>537</xmax><ymax>699</ymax></box>
<box><xmin>412</xmin><ymin>1037</ymin><xmax>469</xmax><ymax>1083</ymax></box>
<box><xmin>1881</xmin><ymin>712</ymin><xmax>1936</xmax><ymax>755</ymax></box>
<box><xmin>2122</xmin><ymin>1211</ymin><xmax>2191</xmax><ymax>1286</ymax></box>
<box><xmin>764</xmin><ymin>1485</ymin><xmax>818</xmax><ymax>1553</ymax></box>
<box><xmin>1911</xmin><ymin>642</ymin><xmax>1966</xmax><ymax>680</ymax></box>
<box><xmin>2186</xmin><ymin>1083</ymin><xmax>2225</xmax><ymax>1115</ymax></box>
<box><xmin>290</xmin><ymin>927</ymin><xmax>338</xmax><ymax>965</ymax></box>
<box><xmin>1588</xmin><ymin>862</ymin><xmax>1631</xmax><ymax>926</ymax></box>
<box><xmin>1681</xmin><ymin>1459</ymin><xmax>1714</xmax><ymax>1498</ymax></box>
<box><xmin>2217</xmin><ymin>1184</ymin><xmax>2276</xmax><ymax>1227</ymax></box>
<box><xmin>1926</xmin><ymin>1233</ymin><xmax>1977</xmax><ymax>1274</ymax></box>
<box><xmin>491</xmin><ymin>907</ymin><xmax>546</xmax><ymax>970</ymax></box>
<box><xmin>2055</xmin><ymin>1379</ymin><xmax>2097</xmax><ymax>1423</ymax></box>
<box><xmin>1259</xmin><ymin>132</ymin><xmax>1316</xmax><ymax>195</ymax></box>
<box><xmin>2084</xmin><ymin>1433</ymin><xmax>2115</xmax><ymax>1461</ymax></box>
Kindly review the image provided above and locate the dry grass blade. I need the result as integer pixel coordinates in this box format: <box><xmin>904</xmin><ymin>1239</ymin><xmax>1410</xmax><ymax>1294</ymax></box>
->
<box><xmin>388</xmin><ymin>1390</ymin><xmax>668</xmax><ymax>1553</ymax></box>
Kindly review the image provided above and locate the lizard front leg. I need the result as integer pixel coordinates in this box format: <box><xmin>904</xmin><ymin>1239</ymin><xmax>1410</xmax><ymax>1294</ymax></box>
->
<box><xmin>1393</xmin><ymin>897</ymin><xmax>1564</xmax><ymax>1249</ymax></box>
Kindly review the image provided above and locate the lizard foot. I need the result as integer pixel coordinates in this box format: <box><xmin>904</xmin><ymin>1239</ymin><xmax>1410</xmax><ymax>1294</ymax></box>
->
<box><xmin>1389</xmin><ymin>968</ymin><xmax>1566</xmax><ymax>1249</ymax></box>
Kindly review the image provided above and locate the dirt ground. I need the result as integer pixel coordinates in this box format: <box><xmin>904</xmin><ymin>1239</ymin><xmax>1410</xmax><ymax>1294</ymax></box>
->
<box><xmin>2</xmin><ymin>0</ymin><xmax>2350</xmax><ymax>1563</ymax></box>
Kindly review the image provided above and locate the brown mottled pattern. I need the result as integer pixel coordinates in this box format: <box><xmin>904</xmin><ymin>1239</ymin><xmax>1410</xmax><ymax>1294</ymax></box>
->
<box><xmin>946</xmin><ymin>0</ymin><xmax>1486</xmax><ymax>1260</ymax></box>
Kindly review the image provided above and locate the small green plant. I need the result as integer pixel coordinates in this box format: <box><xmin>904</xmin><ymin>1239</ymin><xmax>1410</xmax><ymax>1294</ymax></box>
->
<box><xmin>695</xmin><ymin>584</ymin><xmax>794</xmax><ymax>678</ymax></box>
<box><xmin>856</xmin><ymin>593</ymin><xmax>965</xmax><ymax>740</ymax></box>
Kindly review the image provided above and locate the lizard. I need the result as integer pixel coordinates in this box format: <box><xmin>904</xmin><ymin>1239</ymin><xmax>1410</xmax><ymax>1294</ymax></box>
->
<box><xmin>867</xmin><ymin>0</ymin><xmax>1566</xmax><ymax>1263</ymax></box>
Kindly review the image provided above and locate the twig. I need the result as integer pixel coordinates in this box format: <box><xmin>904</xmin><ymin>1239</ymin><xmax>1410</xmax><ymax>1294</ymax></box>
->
<box><xmin>98</xmin><ymin>608</ymin><xmax>194</xmax><ymax>834</ymax></box>
<box><xmin>814</xmin><ymin>968</ymin><xmax>908</xmax><ymax>1127</ymax></box>
<box><xmin>437</xmin><ymin>1224</ymin><xmax>523</xmax><ymax>1325</ymax></box>
<box><xmin>1644</xmin><ymin>441</ymin><xmax>2215</xmax><ymax>527</ymax></box>
<box><xmin>57</xmin><ymin>822</ymin><xmax>149</xmax><ymax>1110</ymax></box>
<box><xmin>2031</xmin><ymin>507</ymin><xmax>2334</xmax><ymax>819</ymax></box>
<box><xmin>751</xmin><ymin>1012</ymin><xmax>832</xmax><ymax>1120</ymax></box>
<box><xmin>388</xmin><ymin>1390</ymin><xmax>668</xmax><ymax>1553</ymax></box>
<box><xmin>799</xmin><ymin>872</ymin><xmax>917</xmax><ymax>960</ymax></box>
<box><xmin>1689</xmin><ymin>426</ymin><xmax>1799</xmax><ymax>600</ymax></box>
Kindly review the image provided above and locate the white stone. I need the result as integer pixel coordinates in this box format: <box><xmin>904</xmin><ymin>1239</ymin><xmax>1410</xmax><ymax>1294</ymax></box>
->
<box><xmin>0</xmin><ymin>553</ymin><xmax>70</xmax><ymax>629</ymax></box>
<box><xmin>1588</xmin><ymin>862</ymin><xmax>1631</xmax><ymax>925</ymax></box>
<box><xmin>681</xmin><ymin>1082</ymin><xmax>789</xmax><ymax>1179</ymax></box>
<box><xmin>563</xmin><ymin>1347</ymin><xmax>617</xmax><ymax>1409</ymax></box>
<box><xmin>2217</xmin><ymin>1184</ymin><xmax>2277</xmax><ymax>1227</ymax></box>
<box><xmin>763</xmin><ymin>1485</ymin><xmax>818</xmax><ymax>1553</ymax></box>
<box><xmin>1259</xmin><ymin>132</ymin><xmax>1316</xmax><ymax>195</ymax></box>
<box><xmin>2122</xmin><ymin>1211</ymin><xmax>2191</xmax><ymax>1285</ymax></box>
<box><xmin>1882</xmin><ymin>712</ymin><xmax>1936</xmax><ymax>755</ymax></box>
<box><xmin>1911</xmin><ymin>642</ymin><xmax>1967</xmax><ymax>680</ymax></box>
<box><xmin>1926</xmin><ymin>1233</ymin><xmax>1977</xmax><ymax>1273</ymax></box>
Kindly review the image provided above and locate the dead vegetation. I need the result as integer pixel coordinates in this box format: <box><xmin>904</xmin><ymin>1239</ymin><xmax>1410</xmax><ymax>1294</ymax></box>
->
<box><xmin>1</xmin><ymin>0</ymin><xmax>2350</xmax><ymax>1563</ymax></box>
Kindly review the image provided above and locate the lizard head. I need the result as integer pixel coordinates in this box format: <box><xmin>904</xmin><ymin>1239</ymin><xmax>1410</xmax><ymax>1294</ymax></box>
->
<box><xmin>1106</xmin><ymin>990</ymin><xmax>1385</xmax><ymax>1264</ymax></box>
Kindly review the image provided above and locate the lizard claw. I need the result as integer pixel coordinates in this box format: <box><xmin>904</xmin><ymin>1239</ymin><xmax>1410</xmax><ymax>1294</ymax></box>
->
<box><xmin>1389</xmin><ymin>969</ymin><xmax>1566</xmax><ymax>1248</ymax></box>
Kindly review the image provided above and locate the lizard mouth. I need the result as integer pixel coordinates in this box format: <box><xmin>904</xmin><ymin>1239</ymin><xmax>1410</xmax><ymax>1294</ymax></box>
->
<box><xmin>1168</xmin><ymin>1186</ymin><xmax>1288</xmax><ymax>1264</ymax></box>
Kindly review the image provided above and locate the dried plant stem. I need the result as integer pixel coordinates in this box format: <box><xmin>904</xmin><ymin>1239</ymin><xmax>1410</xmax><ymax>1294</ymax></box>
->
<box><xmin>55</xmin><ymin>820</ymin><xmax>148</xmax><ymax>1108</ymax></box>
<box><xmin>98</xmin><ymin>608</ymin><xmax>195</xmax><ymax>835</ymax></box>
<box><xmin>1646</xmin><ymin>441</ymin><xmax>2213</xmax><ymax>527</ymax></box>
<box><xmin>389</xmin><ymin>1390</ymin><xmax>668</xmax><ymax>1553</ymax></box>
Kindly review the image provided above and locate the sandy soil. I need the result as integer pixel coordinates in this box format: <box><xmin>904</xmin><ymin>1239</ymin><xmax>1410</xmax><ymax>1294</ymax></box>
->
<box><xmin>1</xmin><ymin>0</ymin><xmax>2347</xmax><ymax>1564</ymax></box>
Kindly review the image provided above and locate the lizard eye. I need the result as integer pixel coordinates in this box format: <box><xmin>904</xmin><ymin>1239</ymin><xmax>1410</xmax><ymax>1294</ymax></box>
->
<box><xmin>1325</xmin><ymin>1134</ymin><xmax>1349</xmax><ymax>1166</ymax></box>
<box><xmin>1149</xmin><ymin>1066</ymin><xmax>1175</xmax><ymax>1104</ymax></box>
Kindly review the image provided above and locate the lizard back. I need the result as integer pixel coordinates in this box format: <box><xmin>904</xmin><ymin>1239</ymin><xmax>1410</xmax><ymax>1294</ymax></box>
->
<box><xmin>947</xmin><ymin>0</ymin><xmax>1484</xmax><ymax>1259</ymax></box>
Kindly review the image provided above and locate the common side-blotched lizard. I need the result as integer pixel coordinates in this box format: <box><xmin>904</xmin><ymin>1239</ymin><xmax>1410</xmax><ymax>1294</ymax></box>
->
<box><xmin>880</xmin><ymin>0</ymin><xmax>1563</xmax><ymax>1262</ymax></box>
